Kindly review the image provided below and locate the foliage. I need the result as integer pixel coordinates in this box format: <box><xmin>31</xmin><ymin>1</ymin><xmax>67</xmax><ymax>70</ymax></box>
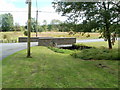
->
<box><xmin>52</xmin><ymin>1</ymin><xmax>120</xmax><ymax>49</ymax></box>
<box><xmin>50</xmin><ymin>19</ymin><xmax>62</xmax><ymax>25</ymax></box>
<box><xmin>31</xmin><ymin>18</ymin><xmax>36</xmax><ymax>32</ymax></box>
<box><xmin>50</xmin><ymin>19</ymin><xmax>62</xmax><ymax>31</ymax></box>
<box><xmin>2</xmin><ymin>34</ymin><xmax>8</xmax><ymax>39</ymax></box>
<box><xmin>42</xmin><ymin>20</ymin><xmax>48</xmax><ymax>31</ymax></box>
<box><xmin>37</xmin><ymin>25</ymin><xmax>43</xmax><ymax>32</ymax></box>
<box><xmin>25</xmin><ymin>18</ymin><xmax>37</xmax><ymax>32</ymax></box>
<box><xmin>13</xmin><ymin>23</ymin><xmax>26</xmax><ymax>32</ymax></box>
<box><xmin>0</xmin><ymin>13</ymin><xmax>14</xmax><ymax>31</ymax></box>
<box><xmin>13</xmin><ymin>23</ymin><xmax>21</xmax><ymax>31</ymax></box>
<box><xmin>110</xmin><ymin>24</ymin><xmax>120</xmax><ymax>34</ymax></box>
<box><xmin>20</xmin><ymin>26</ymin><xmax>26</xmax><ymax>32</ymax></box>
<box><xmin>48</xmin><ymin>47</ymin><xmax>74</xmax><ymax>54</ymax></box>
<box><xmin>24</xmin><ymin>30</ymin><xmax>28</xmax><ymax>36</ymax></box>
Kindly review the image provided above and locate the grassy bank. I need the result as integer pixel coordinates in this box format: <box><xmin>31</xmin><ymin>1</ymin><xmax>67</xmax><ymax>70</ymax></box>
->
<box><xmin>2</xmin><ymin>46</ymin><xmax>119</xmax><ymax>88</ymax></box>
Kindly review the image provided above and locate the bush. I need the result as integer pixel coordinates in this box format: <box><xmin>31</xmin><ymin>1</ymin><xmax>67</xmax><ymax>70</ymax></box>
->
<box><xmin>3</xmin><ymin>34</ymin><xmax>8</xmax><ymax>39</ymax></box>
<box><xmin>72</xmin><ymin>43</ymin><xmax>95</xmax><ymax>50</ymax></box>
<box><xmin>24</xmin><ymin>30</ymin><xmax>28</xmax><ymax>36</ymax></box>
<box><xmin>71</xmin><ymin>48</ymin><xmax>119</xmax><ymax>60</ymax></box>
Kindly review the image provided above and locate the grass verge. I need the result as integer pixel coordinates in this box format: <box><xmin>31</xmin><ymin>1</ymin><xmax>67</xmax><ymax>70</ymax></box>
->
<box><xmin>2</xmin><ymin>46</ymin><xmax>119</xmax><ymax>88</ymax></box>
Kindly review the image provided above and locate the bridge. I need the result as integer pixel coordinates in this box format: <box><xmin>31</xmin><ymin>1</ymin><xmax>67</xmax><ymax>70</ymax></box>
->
<box><xmin>18</xmin><ymin>37</ymin><xmax>76</xmax><ymax>46</ymax></box>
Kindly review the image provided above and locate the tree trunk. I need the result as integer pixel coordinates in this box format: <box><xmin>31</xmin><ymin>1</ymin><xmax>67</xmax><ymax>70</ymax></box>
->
<box><xmin>106</xmin><ymin>26</ymin><xmax>112</xmax><ymax>49</ymax></box>
<box><xmin>107</xmin><ymin>34</ymin><xmax>112</xmax><ymax>49</ymax></box>
<box><xmin>102</xmin><ymin>2</ymin><xmax>112</xmax><ymax>49</ymax></box>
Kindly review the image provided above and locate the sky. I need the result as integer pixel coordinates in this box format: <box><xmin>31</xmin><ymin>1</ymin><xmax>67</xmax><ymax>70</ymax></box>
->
<box><xmin>0</xmin><ymin>0</ymin><xmax>67</xmax><ymax>25</ymax></box>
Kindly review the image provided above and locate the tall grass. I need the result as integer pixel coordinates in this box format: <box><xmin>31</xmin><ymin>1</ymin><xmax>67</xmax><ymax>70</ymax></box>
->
<box><xmin>1</xmin><ymin>31</ymin><xmax>101</xmax><ymax>40</ymax></box>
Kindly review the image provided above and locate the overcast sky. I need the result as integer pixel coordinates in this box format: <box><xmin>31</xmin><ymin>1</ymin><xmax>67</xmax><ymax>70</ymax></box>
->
<box><xmin>0</xmin><ymin>0</ymin><xmax>67</xmax><ymax>25</ymax></box>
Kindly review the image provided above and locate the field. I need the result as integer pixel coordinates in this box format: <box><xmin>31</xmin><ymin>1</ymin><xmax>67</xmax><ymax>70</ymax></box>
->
<box><xmin>0</xmin><ymin>31</ymin><xmax>101</xmax><ymax>43</ymax></box>
<box><xmin>2</xmin><ymin>41</ymin><xmax>119</xmax><ymax>88</ymax></box>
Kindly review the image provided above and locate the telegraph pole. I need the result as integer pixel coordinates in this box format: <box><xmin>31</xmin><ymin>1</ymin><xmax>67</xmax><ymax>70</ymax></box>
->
<box><xmin>26</xmin><ymin>0</ymin><xmax>32</xmax><ymax>58</ymax></box>
<box><xmin>36</xmin><ymin>0</ymin><xmax>38</xmax><ymax>37</ymax></box>
<box><xmin>36</xmin><ymin>10</ymin><xmax>38</xmax><ymax>37</ymax></box>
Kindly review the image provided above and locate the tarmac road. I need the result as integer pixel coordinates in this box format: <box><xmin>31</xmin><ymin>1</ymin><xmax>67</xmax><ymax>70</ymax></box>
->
<box><xmin>0</xmin><ymin>38</ymin><xmax>119</xmax><ymax>60</ymax></box>
<box><xmin>0</xmin><ymin>42</ymin><xmax>38</xmax><ymax>60</ymax></box>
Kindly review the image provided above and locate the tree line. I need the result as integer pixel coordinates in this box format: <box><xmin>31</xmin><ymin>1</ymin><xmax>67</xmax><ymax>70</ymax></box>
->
<box><xmin>1</xmin><ymin>13</ymin><xmax>119</xmax><ymax>34</ymax></box>
<box><xmin>0</xmin><ymin>13</ymin><xmax>81</xmax><ymax>32</ymax></box>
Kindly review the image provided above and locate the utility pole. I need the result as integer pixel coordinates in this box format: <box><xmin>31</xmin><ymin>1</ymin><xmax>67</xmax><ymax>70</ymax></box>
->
<box><xmin>36</xmin><ymin>0</ymin><xmax>38</xmax><ymax>37</ymax></box>
<box><xmin>26</xmin><ymin>0</ymin><xmax>32</xmax><ymax>58</ymax></box>
<box><xmin>36</xmin><ymin>10</ymin><xmax>38</xmax><ymax>37</ymax></box>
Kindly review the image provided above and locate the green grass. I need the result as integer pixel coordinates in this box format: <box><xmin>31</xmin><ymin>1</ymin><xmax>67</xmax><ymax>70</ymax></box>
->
<box><xmin>2</xmin><ymin>46</ymin><xmax>119</xmax><ymax>88</ymax></box>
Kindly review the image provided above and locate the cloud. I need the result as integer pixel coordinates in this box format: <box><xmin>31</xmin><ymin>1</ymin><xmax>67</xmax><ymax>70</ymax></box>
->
<box><xmin>0</xmin><ymin>0</ymin><xmax>67</xmax><ymax>25</ymax></box>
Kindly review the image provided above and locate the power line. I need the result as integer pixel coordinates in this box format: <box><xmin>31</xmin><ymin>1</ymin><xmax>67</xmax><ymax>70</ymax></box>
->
<box><xmin>0</xmin><ymin>10</ymin><xmax>56</xmax><ymax>13</ymax></box>
<box><xmin>0</xmin><ymin>11</ymin><xmax>28</xmax><ymax>12</ymax></box>
<box><xmin>38</xmin><ymin>11</ymin><xmax>56</xmax><ymax>13</ymax></box>
<box><xmin>0</xmin><ymin>11</ymin><xmax>85</xmax><ymax>14</ymax></box>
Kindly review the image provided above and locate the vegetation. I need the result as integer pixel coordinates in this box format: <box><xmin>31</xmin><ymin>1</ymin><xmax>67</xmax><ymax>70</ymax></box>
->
<box><xmin>24</xmin><ymin>30</ymin><xmax>28</xmax><ymax>36</ymax></box>
<box><xmin>0</xmin><ymin>13</ymin><xmax>14</xmax><ymax>31</ymax></box>
<box><xmin>49</xmin><ymin>41</ymin><xmax>119</xmax><ymax>60</ymax></box>
<box><xmin>1</xmin><ymin>1</ymin><xmax>119</xmax><ymax>88</ymax></box>
<box><xmin>2</xmin><ymin>46</ymin><xmax>119</xmax><ymax>88</ymax></box>
<box><xmin>0</xmin><ymin>31</ymin><xmax>102</xmax><ymax>43</ymax></box>
<box><xmin>53</xmin><ymin>1</ymin><xmax>119</xmax><ymax>49</ymax></box>
<box><xmin>71</xmin><ymin>48</ymin><xmax>119</xmax><ymax>60</ymax></box>
<box><xmin>48</xmin><ymin>47</ymin><xmax>74</xmax><ymax>54</ymax></box>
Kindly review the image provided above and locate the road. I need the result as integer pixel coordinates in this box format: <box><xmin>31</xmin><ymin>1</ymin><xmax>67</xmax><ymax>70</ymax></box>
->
<box><xmin>0</xmin><ymin>42</ymin><xmax>38</xmax><ymax>60</ymax></box>
<box><xmin>0</xmin><ymin>38</ymin><xmax>119</xmax><ymax>60</ymax></box>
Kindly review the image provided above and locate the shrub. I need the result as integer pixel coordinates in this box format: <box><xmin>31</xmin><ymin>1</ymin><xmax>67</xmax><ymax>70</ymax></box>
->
<box><xmin>72</xmin><ymin>43</ymin><xmax>95</xmax><ymax>50</ymax></box>
<box><xmin>24</xmin><ymin>30</ymin><xmax>28</xmax><ymax>36</ymax></box>
<box><xmin>71</xmin><ymin>48</ymin><xmax>119</xmax><ymax>60</ymax></box>
<box><xmin>3</xmin><ymin>34</ymin><xmax>8</xmax><ymax>39</ymax></box>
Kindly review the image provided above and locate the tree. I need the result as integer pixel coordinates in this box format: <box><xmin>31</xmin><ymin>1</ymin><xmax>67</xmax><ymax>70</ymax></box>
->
<box><xmin>25</xmin><ymin>18</ymin><xmax>37</xmax><ymax>32</ymax></box>
<box><xmin>53</xmin><ymin>1</ymin><xmax>120</xmax><ymax>49</ymax></box>
<box><xmin>51</xmin><ymin>19</ymin><xmax>62</xmax><ymax>25</ymax></box>
<box><xmin>31</xmin><ymin>18</ymin><xmax>36</xmax><ymax>32</ymax></box>
<box><xmin>42</xmin><ymin>20</ymin><xmax>48</xmax><ymax>31</ymax></box>
<box><xmin>1</xmin><ymin>13</ymin><xmax>14</xmax><ymax>31</ymax></box>
<box><xmin>50</xmin><ymin>19</ymin><xmax>62</xmax><ymax>31</ymax></box>
<box><xmin>14</xmin><ymin>23</ymin><xmax>21</xmax><ymax>31</ymax></box>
